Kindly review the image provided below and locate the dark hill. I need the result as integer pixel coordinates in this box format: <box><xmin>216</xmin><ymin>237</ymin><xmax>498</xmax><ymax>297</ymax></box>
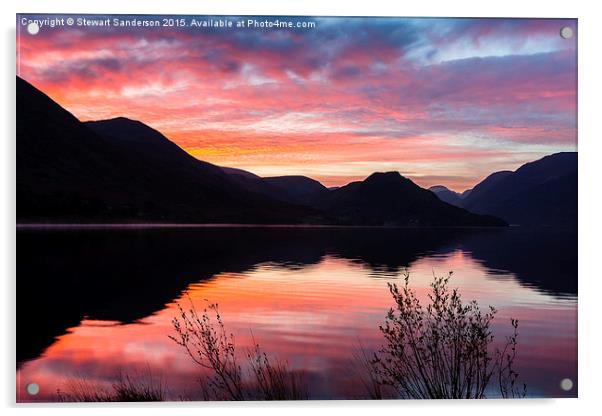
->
<box><xmin>219</xmin><ymin>167</ymin><xmax>330</xmax><ymax>206</ymax></box>
<box><xmin>462</xmin><ymin>170</ymin><xmax>513</xmax><ymax>208</ymax></box>
<box><xmin>263</xmin><ymin>175</ymin><xmax>329</xmax><ymax>205</ymax></box>
<box><xmin>17</xmin><ymin>76</ymin><xmax>320</xmax><ymax>224</ymax></box>
<box><xmin>462</xmin><ymin>152</ymin><xmax>577</xmax><ymax>225</ymax></box>
<box><xmin>315</xmin><ymin>172</ymin><xmax>506</xmax><ymax>226</ymax></box>
<box><xmin>429</xmin><ymin>185</ymin><xmax>463</xmax><ymax>207</ymax></box>
<box><xmin>220</xmin><ymin>166</ymin><xmax>262</xmax><ymax>180</ymax></box>
<box><xmin>85</xmin><ymin>117</ymin><xmax>228</xmax><ymax>182</ymax></box>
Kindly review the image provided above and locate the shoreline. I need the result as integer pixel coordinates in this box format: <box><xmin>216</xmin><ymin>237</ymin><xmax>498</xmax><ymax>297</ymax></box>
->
<box><xmin>16</xmin><ymin>223</ymin><xmax>518</xmax><ymax>230</ymax></box>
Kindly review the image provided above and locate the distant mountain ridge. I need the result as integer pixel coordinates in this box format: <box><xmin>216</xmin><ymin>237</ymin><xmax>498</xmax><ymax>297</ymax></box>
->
<box><xmin>428</xmin><ymin>185</ymin><xmax>470</xmax><ymax>207</ymax></box>
<box><xmin>461</xmin><ymin>171</ymin><xmax>513</xmax><ymax>208</ymax></box>
<box><xmin>263</xmin><ymin>176</ymin><xmax>329</xmax><ymax>205</ymax></box>
<box><xmin>461</xmin><ymin>153</ymin><xmax>577</xmax><ymax>226</ymax></box>
<box><xmin>218</xmin><ymin>168</ymin><xmax>330</xmax><ymax>206</ymax></box>
<box><xmin>17</xmin><ymin>75</ymin><xmax>523</xmax><ymax>227</ymax></box>
<box><xmin>219</xmin><ymin>168</ymin><xmax>505</xmax><ymax>226</ymax></box>
<box><xmin>17</xmin><ymin>77</ymin><xmax>321</xmax><ymax>224</ymax></box>
<box><xmin>429</xmin><ymin>153</ymin><xmax>577</xmax><ymax>225</ymax></box>
<box><xmin>315</xmin><ymin>172</ymin><xmax>505</xmax><ymax>226</ymax></box>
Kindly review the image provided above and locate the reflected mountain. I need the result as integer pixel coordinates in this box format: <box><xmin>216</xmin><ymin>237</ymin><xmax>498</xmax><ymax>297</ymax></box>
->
<box><xmin>457</xmin><ymin>227</ymin><xmax>577</xmax><ymax>295</ymax></box>
<box><xmin>17</xmin><ymin>226</ymin><xmax>576</xmax><ymax>364</ymax></box>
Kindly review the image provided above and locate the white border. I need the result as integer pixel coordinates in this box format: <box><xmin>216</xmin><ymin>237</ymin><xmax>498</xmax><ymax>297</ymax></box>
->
<box><xmin>3</xmin><ymin>1</ymin><xmax>601</xmax><ymax>415</ymax></box>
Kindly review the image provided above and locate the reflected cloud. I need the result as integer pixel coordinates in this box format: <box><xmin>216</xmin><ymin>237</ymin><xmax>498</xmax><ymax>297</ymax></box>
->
<box><xmin>17</xmin><ymin>227</ymin><xmax>576</xmax><ymax>400</ymax></box>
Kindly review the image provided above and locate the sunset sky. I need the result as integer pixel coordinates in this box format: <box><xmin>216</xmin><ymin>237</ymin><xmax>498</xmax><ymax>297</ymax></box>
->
<box><xmin>16</xmin><ymin>15</ymin><xmax>577</xmax><ymax>191</ymax></box>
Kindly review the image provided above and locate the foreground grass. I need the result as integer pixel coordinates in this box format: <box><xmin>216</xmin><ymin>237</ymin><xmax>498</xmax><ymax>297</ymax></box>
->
<box><xmin>57</xmin><ymin>373</ymin><xmax>165</xmax><ymax>402</ymax></box>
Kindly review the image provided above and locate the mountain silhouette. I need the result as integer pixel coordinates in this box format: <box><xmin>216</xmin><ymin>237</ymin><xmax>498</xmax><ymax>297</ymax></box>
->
<box><xmin>429</xmin><ymin>185</ymin><xmax>465</xmax><ymax>207</ymax></box>
<box><xmin>462</xmin><ymin>171</ymin><xmax>513</xmax><ymax>207</ymax></box>
<box><xmin>17</xmin><ymin>76</ymin><xmax>505</xmax><ymax>227</ymax></box>
<box><xmin>462</xmin><ymin>152</ymin><xmax>577</xmax><ymax>225</ymax></box>
<box><xmin>264</xmin><ymin>176</ymin><xmax>329</xmax><ymax>205</ymax></box>
<box><xmin>17</xmin><ymin>76</ymin><xmax>321</xmax><ymax>224</ymax></box>
<box><xmin>220</xmin><ymin>166</ymin><xmax>262</xmax><ymax>180</ymax></box>
<box><xmin>218</xmin><ymin>168</ymin><xmax>328</xmax><ymax>206</ymax></box>
<box><xmin>315</xmin><ymin>172</ymin><xmax>506</xmax><ymax>226</ymax></box>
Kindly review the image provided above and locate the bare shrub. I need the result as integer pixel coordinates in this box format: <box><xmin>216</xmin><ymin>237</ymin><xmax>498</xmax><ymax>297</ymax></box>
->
<box><xmin>371</xmin><ymin>271</ymin><xmax>526</xmax><ymax>399</ymax></box>
<box><xmin>170</xmin><ymin>301</ymin><xmax>308</xmax><ymax>400</ymax></box>
<box><xmin>169</xmin><ymin>302</ymin><xmax>244</xmax><ymax>400</ymax></box>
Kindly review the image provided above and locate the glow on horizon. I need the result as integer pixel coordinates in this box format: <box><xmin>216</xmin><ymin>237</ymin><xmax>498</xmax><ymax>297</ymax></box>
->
<box><xmin>16</xmin><ymin>16</ymin><xmax>577</xmax><ymax>192</ymax></box>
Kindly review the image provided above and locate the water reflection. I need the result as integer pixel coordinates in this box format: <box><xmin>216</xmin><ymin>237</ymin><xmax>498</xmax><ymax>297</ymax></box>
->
<box><xmin>16</xmin><ymin>226</ymin><xmax>577</xmax><ymax>400</ymax></box>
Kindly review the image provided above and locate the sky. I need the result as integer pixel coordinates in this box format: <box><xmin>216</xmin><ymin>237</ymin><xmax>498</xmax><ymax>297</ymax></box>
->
<box><xmin>16</xmin><ymin>15</ymin><xmax>577</xmax><ymax>191</ymax></box>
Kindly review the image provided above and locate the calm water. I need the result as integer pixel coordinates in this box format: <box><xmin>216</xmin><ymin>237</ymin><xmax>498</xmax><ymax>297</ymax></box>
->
<box><xmin>16</xmin><ymin>226</ymin><xmax>577</xmax><ymax>401</ymax></box>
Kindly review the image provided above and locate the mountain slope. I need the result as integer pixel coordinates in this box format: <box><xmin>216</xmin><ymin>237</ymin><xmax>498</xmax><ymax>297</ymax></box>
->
<box><xmin>462</xmin><ymin>152</ymin><xmax>577</xmax><ymax>225</ymax></box>
<box><xmin>462</xmin><ymin>170</ymin><xmax>513</xmax><ymax>209</ymax></box>
<box><xmin>17</xmin><ymin>76</ymin><xmax>319</xmax><ymax>223</ymax></box>
<box><xmin>219</xmin><ymin>166</ymin><xmax>330</xmax><ymax>206</ymax></box>
<box><xmin>263</xmin><ymin>176</ymin><xmax>329</xmax><ymax>205</ymax></box>
<box><xmin>315</xmin><ymin>172</ymin><xmax>506</xmax><ymax>226</ymax></box>
<box><xmin>220</xmin><ymin>166</ymin><xmax>262</xmax><ymax>180</ymax></box>
<box><xmin>429</xmin><ymin>185</ymin><xmax>463</xmax><ymax>207</ymax></box>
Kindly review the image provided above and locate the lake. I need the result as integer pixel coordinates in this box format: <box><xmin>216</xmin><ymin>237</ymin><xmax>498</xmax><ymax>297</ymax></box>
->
<box><xmin>16</xmin><ymin>226</ymin><xmax>577</xmax><ymax>401</ymax></box>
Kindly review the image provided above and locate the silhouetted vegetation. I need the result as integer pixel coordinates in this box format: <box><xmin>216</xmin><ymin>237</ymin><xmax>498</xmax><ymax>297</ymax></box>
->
<box><xmin>56</xmin><ymin>372</ymin><xmax>166</xmax><ymax>402</ymax></box>
<box><xmin>246</xmin><ymin>341</ymin><xmax>308</xmax><ymax>400</ymax></box>
<box><xmin>170</xmin><ymin>302</ymin><xmax>308</xmax><ymax>400</ymax></box>
<box><xmin>55</xmin><ymin>271</ymin><xmax>526</xmax><ymax>402</ymax></box>
<box><xmin>369</xmin><ymin>271</ymin><xmax>526</xmax><ymax>399</ymax></box>
<box><xmin>350</xmin><ymin>342</ymin><xmax>390</xmax><ymax>399</ymax></box>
